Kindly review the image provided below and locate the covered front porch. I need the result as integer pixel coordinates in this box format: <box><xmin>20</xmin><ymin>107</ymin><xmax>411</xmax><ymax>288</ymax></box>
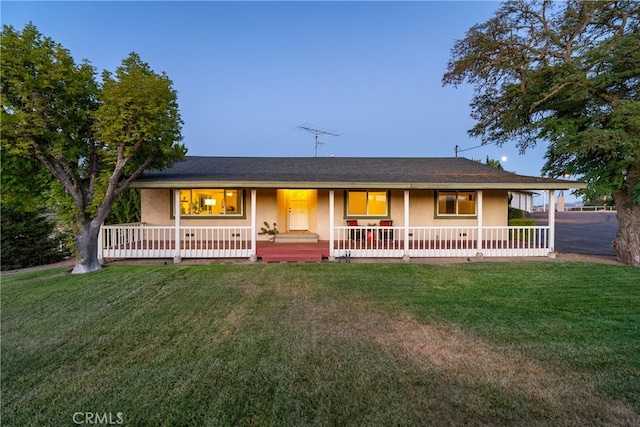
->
<box><xmin>99</xmin><ymin>189</ymin><xmax>559</xmax><ymax>262</ymax></box>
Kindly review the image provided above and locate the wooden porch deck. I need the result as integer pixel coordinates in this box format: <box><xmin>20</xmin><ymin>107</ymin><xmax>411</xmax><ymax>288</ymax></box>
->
<box><xmin>257</xmin><ymin>241</ymin><xmax>330</xmax><ymax>262</ymax></box>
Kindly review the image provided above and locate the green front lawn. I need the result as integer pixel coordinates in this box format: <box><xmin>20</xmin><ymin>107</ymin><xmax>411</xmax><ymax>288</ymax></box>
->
<box><xmin>2</xmin><ymin>262</ymin><xmax>639</xmax><ymax>426</ymax></box>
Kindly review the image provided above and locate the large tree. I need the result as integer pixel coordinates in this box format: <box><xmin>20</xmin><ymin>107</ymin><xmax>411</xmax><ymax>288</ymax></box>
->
<box><xmin>443</xmin><ymin>0</ymin><xmax>640</xmax><ymax>266</ymax></box>
<box><xmin>1</xmin><ymin>24</ymin><xmax>186</xmax><ymax>273</ymax></box>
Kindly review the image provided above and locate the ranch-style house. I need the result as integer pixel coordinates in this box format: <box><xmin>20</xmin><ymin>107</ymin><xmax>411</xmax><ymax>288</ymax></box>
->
<box><xmin>99</xmin><ymin>156</ymin><xmax>585</xmax><ymax>263</ymax></box>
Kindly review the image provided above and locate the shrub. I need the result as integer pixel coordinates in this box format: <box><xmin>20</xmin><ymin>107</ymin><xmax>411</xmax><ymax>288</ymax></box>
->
<box><xmin>508</xmin><ymin>218</ymin><xmax>536</xmax><ymax>241</ymax></box>
<box><xmin>105</xmin><ymin>189</ymin><xmax>141</xmax><ymax>225</ymax></box>
<box><xmin>508</xmin><ymin>207</ymin><xmax>530</xmax><ymax>220</ymax></box>
<box><xmin>508</xmin><ymin>218</ymin><xmax>536</xmax><ymax>227</ymax></box>
<box><xmin>1</xmin><ymin>204</ymin><xmax>70</xmax><ymax>270</ymax></box>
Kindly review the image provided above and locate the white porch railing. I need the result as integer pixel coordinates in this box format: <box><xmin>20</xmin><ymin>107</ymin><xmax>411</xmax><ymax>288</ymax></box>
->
<box><xmin>100</xmin><ymin>224</ymin><xmax>550</xmax><ymax>260</ymax></box>
<box><xmin>481</xmin><ymin>226</ymin><xmax>549</xmax><ymax>257</ymax></box>
<box><xmin>99</xmin><ymin>224</ymin><xmax>252</xmax><ymax>259</ymax></box>
<box><xmin>405</xmin><ymin>226</ymin><xmax>479</xmax><ymax>258</ymax></box>
<box><xmin>334</xmin><ymin>226</ymin><xmax>405</xmax><ymax>258</ymax></box>
<box><xmin>334</xmin><ymin>225</ymin><xmax>550</xmax><ymax>258</ymax></box>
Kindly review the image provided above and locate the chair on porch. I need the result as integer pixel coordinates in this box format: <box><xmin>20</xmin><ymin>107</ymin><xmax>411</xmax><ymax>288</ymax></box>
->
<box><xmin>347</xmin><ymin>220</ymin><xmax>361</xmax><ymax>240</ymax></box>
<box><xmin>379</xmin><ymin>220</ymin><xmax>394</xmax><ymax>241</ymax></box>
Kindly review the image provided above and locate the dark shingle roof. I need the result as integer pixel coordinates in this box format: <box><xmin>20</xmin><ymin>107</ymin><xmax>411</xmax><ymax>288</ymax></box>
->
<box><xmin>133</xmin><ymin>156</ymin><xmax>584</xmax><ymax>190</ymax></box>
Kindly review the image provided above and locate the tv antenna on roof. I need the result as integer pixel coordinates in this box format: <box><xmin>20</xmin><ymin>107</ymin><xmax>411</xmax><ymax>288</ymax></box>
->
<box><xmin>294</xmin><ymin>123</ymin><xmax>341</xmax><ymax>157</ymax></box>
<box><xmin>454</xmin><ymin>141</ymin><xmax>500</xmax><ymax>157</ymax></box>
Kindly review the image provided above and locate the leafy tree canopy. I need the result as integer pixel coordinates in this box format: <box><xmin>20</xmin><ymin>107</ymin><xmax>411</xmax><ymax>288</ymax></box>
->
<box><xmin>1</xmin><ymin>23</ymin><xmax>187</xmax><ymax>273</ymax></box>
<box><xmin>443</xmin><ymin>0</ymin><xmax>640</xmax><ymax>265</ymax></box>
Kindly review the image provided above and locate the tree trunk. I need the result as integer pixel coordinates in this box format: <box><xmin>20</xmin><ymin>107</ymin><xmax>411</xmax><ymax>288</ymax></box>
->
<box><xmin>72</xmin><ymin>222</ymin><xmax>103</xmax><ymax>274</ymax></box>
<box><xmin>613</xmin><ymin>191</ymin><xmax>640</xmax><ymax>267</ymax></box>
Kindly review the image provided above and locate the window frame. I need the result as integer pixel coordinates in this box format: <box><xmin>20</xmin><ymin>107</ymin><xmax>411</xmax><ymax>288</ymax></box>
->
<box><xmin>344</xmin><ymin>190</ymin><xmax>391</xmax><ymax>219</ymax></box>
<box><xmin>171</xmin><ymin>189</ymin><xmax>246</xmax><ymax>219</ymax></box>
<box><xmin>435</xmin><ymin>190</ymin><xmax>477</xmax><ymax>218</ymax></box>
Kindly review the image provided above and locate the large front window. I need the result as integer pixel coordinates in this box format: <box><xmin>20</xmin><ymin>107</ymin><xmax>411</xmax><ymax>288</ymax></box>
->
<box><xmin>177</xmin><ymin>189</ymin><xmax>243</xmax><ymax>216</ymax></box>
<box><xmin>347</xmin><ymin>191</ymin><xmax>388</xmax><ymax>217</ymax></box>
<box><xmin>436</xmin><ymin>191</ymin><xmax>476</xmax><ymax>216</ymax></box>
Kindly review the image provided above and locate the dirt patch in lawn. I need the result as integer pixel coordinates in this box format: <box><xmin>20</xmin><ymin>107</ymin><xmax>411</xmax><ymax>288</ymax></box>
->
<box><xmin>370</xmin><ymin>314</ymin><xmax>636</xmax><ymax>424</ymax></box>
<box><xmin>287</xmin><ymin>294</ymin><xmax>637</xmax><ymax>425</ymax></box>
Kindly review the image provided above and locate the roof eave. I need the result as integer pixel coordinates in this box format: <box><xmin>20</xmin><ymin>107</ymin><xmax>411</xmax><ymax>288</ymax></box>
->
<box><xmin>131</xmin><ymin>180</ymin><xmax>587</xmax><ymax>190</ymax></box>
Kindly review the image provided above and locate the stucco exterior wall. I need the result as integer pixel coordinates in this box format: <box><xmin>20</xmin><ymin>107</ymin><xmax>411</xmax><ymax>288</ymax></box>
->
<box><xmin>408</xmin><ymin>190</ymin><xmax>433</xmax><ymax>226</ymax></box>
<box><xmin>140</xmin><ymin>189</ymin><xmax>170</xmax><ymax>224</ymax></box>
<box><xmin>316</xmin><ymin>190</ymin><xmax>330</xmax><ymax>238</ymax></box>
<box><xmin>482</xmin><ymin>190</ymin><xmax>509</xmax><ymax>226</ymax></box>
<box><xmin>308</xmin><ymin>191</ymin><xmax>318</xmax><ymax>233</ymax></box>
<box><xmin>256</xmin><ymin>188</ymin><xmax>278</xmax><ymax>233</ymax></box>
<box><xmin>333</xmin><ymin>190</ymin><xmax>346</xmax><ymax>226</ymax></box>
<box><xmin>140</xmin><ymin>187</ymin><xmax>509</xmax><ymax>238</ymax></box>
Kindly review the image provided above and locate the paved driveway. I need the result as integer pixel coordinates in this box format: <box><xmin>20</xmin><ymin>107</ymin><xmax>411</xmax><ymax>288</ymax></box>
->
<box><xmin>531</xmin><ymin>211</ymin><xmax>618</xmax><ymax>256</ymax></box>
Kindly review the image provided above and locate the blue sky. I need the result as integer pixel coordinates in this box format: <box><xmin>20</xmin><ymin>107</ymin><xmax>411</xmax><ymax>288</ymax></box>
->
<box><xmin>3</xmin><ymin>1</ymin><xmax>554</xmax><ymax>193</ymax></box>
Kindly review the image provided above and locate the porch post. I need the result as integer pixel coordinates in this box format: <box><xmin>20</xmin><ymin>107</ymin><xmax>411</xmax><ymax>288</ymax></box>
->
<box><xmin>250</xmin><ymin>189</ymin><xmax>257</xmax><ymax>262</ymax></box>
<box><xmin>173</xmin><ymin>189</ymin><xmax>182</xmax><ymax>263</ymax></box>
<box><xmin>329</xmin><ymin>190</ymin><xmax>335</xmax><ymax>260</ymax></box>
<box><xmin>403</xmin><ymin>190</ymin><xmax>410</xmax><ymax>261</ymax></box>
<box><xmin>548</xmin><ymin>190</ymin><xmax>556</xmax><ymax>258</ymax></box>
<box><xmin>476</xmin><ymin>190</ymin><xmax>483</xmax><ymax>257</ymax></box>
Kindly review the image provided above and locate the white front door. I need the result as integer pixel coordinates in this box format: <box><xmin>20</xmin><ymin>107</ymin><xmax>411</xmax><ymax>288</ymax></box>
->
<box><xmin>288</xmin><ymin>190</ymin><xmax>309</xmax><ymax>231</ymax></box>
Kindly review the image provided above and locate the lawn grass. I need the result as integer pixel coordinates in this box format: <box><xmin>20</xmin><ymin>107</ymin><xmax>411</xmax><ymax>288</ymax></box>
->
<box><xmin>2</xmin><ymin>262</ymin><xmax>639</xmax><ymax>426</ymax></box>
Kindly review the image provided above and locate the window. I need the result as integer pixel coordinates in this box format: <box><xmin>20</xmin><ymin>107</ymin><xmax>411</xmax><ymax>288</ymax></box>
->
<box><xmin>175</xmin><ymin>189</ymin><xmax>243</xmax><ymax>216</ymax></box>
<box><xmin>436</xmin><ymin>191</ymin><xmax>476</xmax><ymax>216</ymax></box>
<box><xmin>347</xmin><ymin>191</ymin><xmax>388</xmax><ymax>217</ymax></box>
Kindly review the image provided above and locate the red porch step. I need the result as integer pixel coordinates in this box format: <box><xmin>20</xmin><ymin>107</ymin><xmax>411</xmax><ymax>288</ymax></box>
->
<box><xmin>260</xmin><ymin>252</ymin><xmax>324</xmax><ymax>263</ymax></box>
<box><xmin>258</xmin><ymin>246</ymin><xmax>327</xmax><ymax>263</ymax></box>
<box><xmin>257</xmin><ymin>242</ymin><xmax>329</xmax><ymax>263</ymax></box>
